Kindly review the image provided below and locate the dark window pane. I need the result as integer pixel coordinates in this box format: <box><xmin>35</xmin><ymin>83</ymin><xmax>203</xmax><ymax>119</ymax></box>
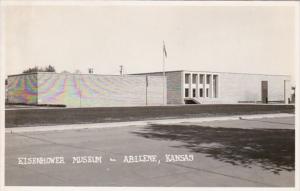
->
<box><xmin>192</xmin><ymin>74</ymin><xmax>197</xmax><ymax>84</ymax></box>
<box><xmin>185</xmin><ymin>88</ymin><xmax>189</xmax><ymax>97</ymax></box>
<box><xmin>199</xmin><ymin>75</ymin><xmax>204</xmax><ymax>84</ymax></box>
<box><xmin>185</xmin><ymin>74</ymin><xmax>190</xmax><ymax>84</ymax></box>
<box><xmin>199</xmin><ymin>89</ymin><xmax>203</xmax><ymax>97</ymax></box>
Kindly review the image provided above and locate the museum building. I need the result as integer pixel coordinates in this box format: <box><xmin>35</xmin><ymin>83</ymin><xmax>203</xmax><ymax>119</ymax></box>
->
<box><xmin>6</xmin><ymin>70</ymin><xmax>291</xmax><ymax>107</ymax></box>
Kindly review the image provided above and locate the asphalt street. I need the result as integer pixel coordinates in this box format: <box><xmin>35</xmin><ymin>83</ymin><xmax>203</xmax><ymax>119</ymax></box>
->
<box><xmin>5</xmin><ymin>116</ymin><xmax>295</xmax><ymax>187</ymax></box>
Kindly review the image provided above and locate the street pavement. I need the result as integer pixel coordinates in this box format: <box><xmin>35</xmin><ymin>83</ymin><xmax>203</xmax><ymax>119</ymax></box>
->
<box><xmin>5</xmin><ymin>115</ymin><xmax>295</xmax><ymax>187</ymax></box>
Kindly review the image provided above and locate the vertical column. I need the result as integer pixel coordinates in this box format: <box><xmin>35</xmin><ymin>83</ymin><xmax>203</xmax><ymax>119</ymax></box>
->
<box><xmin>203</xmin><ymin>74</ymin><xmax>206</xmax><ymax>98</ymax></box>
<box><xmin>189</xmin><ymin>73</ymin><xmax>192</xmax><ymax>98</ymax></box>
<box><xmin>217</xmin><ymin>75</ymin><xmax>219</xmax><ymax>98</ymax></box>
<box><xmin>196</xmin><ymin>74</ymin><xmax>199</xmax><ymax>97</ymax></box>
<box><xmin>199</xmin><ymin>74</ymin><xmax>203</xmax><ymax>98</ymax></box>
<box><xmin>211</xmin><ymin>74</ymin><xmax>214</xmax><ymax>98</ymax></box>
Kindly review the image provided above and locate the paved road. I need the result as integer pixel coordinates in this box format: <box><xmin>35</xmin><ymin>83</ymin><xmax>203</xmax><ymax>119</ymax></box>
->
<box><xmin>5</xmin><ymin>116</ymin><xmax>295</xmax><ymax>187</ymax></box>
<box><xmin>5</xmin><ymin>104</ymin><xmax>294</xmax><ymax>127</ymax></box>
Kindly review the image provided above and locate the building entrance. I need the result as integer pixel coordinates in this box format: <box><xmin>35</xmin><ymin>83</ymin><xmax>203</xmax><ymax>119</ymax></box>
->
<box><xmin>261</xmin><ymin>81</ymin><xmax>268</xmax><ymax>103</ymax></box>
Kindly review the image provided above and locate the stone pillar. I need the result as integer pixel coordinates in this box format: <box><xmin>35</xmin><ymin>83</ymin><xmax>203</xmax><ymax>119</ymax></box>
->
<box><xmin>211</xmin><ymin>74</ymin><xmax>214</xmax><ymax>98</ymax></box>
<box><xmin>189</xmin><ymin>73</ymin><xmax>192</xmax><ymax>98</ymax></box>
<box><xmin>203</xmin><ymin>74</ymin><xmax>206</xmax><ymax>98</ymax></box>
<box><xmin>196</xmin><ymin>74</ymin><xmax>199</xmax><ymax>97</ymax></box>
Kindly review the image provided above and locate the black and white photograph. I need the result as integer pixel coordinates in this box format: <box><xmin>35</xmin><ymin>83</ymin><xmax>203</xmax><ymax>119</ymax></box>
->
<box><xmin>0</xmin><ymin>1</ymin><xmax>299</xmax><ymax>190</ymax></box>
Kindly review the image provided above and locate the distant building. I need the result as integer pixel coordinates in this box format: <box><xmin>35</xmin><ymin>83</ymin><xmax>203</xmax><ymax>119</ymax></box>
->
<box><xmin>6</xmin><ymin>70</ymin><xmax>291</xmax><ymax>107</ymax></box>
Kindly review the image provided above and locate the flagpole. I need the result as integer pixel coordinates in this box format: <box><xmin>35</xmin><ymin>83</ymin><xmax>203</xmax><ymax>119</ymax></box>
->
<box><xmin>162</xmin><ymin>41</ymin><xmax>166</xmax><ymax>105</ymax></box>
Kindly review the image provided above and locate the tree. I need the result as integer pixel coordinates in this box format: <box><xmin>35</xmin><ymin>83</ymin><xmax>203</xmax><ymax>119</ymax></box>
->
<box><xmin>22</xmin><ymin>66</ymin><xmax>39</xmax><ymax>73</ymax></box>
<box><xmin>22</xmin><ymin>65</ymin><xmax>56</xmax><ymax>74</ymax></box>
<box><xmin>45</xmin><ymin>65</ymin><xmax>55</xmax><ymax>72</ymax></box>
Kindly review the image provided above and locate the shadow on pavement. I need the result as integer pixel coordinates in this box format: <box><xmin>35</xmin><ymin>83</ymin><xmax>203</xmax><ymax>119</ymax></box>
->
<box><xmin>132</xmin><ymin>124</ymin><xmax>295</xmax><ymax>174</ymax></box>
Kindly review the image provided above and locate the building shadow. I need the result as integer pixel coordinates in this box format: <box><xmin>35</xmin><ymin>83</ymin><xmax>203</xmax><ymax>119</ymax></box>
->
<box><xmin>132</xmin><ymin>124</ymin><xmax>294</xmax><ymax>174</ymax></box>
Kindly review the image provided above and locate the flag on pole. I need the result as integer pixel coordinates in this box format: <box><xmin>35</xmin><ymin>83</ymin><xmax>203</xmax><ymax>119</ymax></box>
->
<box><xmin>162</xmin><ymin>41</ymin><xmax>167</xmax><ymax>105</ymax></box>
<box><xmin>163</xmin><ymin>41</ymin><xmax>167</xmax><ymax>58</ymax></box>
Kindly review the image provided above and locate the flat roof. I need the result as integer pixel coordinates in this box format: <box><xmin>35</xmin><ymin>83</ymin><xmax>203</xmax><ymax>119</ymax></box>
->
<box><xmin>7</xmin><ymin>72</ymin><xmax>164</xmax><ymax>78</ymax></box>
<box><xmin>131</xmin><ymin>70</ymin><xmax>290</xmax><ymax>77</ymax></box>
<box><xmin>8</xmin><ymin>70</ymin><xmax>290</xmax><ymax>78</ymax></box>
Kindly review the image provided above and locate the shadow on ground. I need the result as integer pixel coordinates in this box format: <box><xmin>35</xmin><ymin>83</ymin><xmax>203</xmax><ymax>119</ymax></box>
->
<box><xmin>132</xmin><ymin>124</ymin><xmax>295</xmax><ymax>174</ymax></box>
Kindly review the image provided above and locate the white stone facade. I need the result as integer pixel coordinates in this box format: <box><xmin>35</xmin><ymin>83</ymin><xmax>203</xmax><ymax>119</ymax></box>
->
<box><xmin>138</xmin><ymin>70</ymin><xmax>291</xmax><ymax>104</ymax></box>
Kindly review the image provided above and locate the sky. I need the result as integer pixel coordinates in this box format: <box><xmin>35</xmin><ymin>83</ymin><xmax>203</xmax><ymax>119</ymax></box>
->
<box><xmin>4</xmin><ymin>5</ymin><xmax>297</xmax><ymax>84</ymax></box>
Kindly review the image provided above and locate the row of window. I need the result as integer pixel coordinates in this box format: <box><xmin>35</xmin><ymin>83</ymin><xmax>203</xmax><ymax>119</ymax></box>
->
<box><xmin>185</xmin><ymin>88</ymin><xmax>210</xmax><ymax>98</ymax></box>
<box><xmin>185</xmin><ymin>74</ymin><xmax>214</xmax><ymax>84</ymax></box>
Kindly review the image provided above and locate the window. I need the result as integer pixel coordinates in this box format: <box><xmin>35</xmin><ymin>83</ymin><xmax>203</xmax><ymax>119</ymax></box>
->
<box><xmin>199</xmin><ymin>74</ymin><xmax>204</xmax><ymax>84</ymax></box>
<box><xmin>206</xmin><ymin>75</ymin><xmax>211</xmax><ymax>84</ymax></box>
<box><xmin>206</xmin><ymin>88</ymin><xmax>209</xmax><ymax>97</ymax></box>
<box><xmin>192</xmin><ymin>74</ymin><xmax>197</xmax><ymax>84</ymax></box>
<box><xmin>185</xmin><ymin>74</ymin><xmax>190</xmax><ymax>84</ymax></box>
<box><xmin>185</xmin><ymin>88</ymin><xmax>189</xmax><ymax>97</ymax></box>
<box><xmin>199</xmin><ymin>89</ymin><xmax>203</xmax><ymax>97</ymax></box>
<box><xmin>192</xmin><ymin>89</ymin><xmax>196</xmax><ymax>97</ymax></box>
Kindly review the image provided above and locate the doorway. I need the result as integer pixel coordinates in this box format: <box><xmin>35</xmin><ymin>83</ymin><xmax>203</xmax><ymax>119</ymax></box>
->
<box><xmin>261</xmin><ymin>81</ymin><xmax>268</xmax><ymax>103</ymax></box>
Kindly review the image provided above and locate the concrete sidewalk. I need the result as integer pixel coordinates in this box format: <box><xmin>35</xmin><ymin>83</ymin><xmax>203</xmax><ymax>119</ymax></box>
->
<box><xmin>6</xmin><ymin>113</ymin><xmax>294</xmax><ymax>133</ymax></box>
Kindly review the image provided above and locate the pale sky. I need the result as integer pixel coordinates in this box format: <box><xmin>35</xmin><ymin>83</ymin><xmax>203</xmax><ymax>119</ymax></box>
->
<box><xmin>4</xmin><ymin>5</ymin><xmax>296</xmax><ymax>84</ymax></box>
